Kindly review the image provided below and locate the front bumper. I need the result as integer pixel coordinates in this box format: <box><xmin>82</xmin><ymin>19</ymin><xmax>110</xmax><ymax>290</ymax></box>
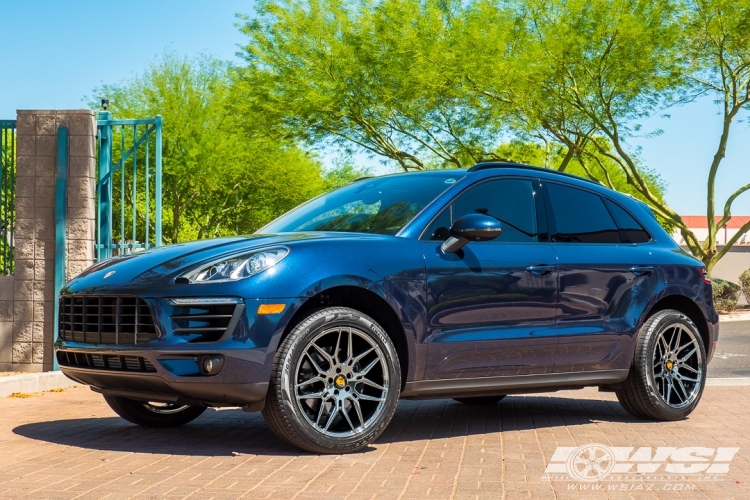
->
<box><xmin>55</xmin><ymin>294</ymin><xmax>302</xmax><ymax>408</ymax></box>
<box><xmin>58</xmin><ymin>346</ymin><xmax>269</xmax><ymax>408</ymax></box>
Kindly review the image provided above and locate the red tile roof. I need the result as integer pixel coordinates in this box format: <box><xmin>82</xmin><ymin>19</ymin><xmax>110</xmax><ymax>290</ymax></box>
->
<box><xmin>680</xmin><ymin>215</ymin><xmax>750</xmax><ymax>229</ymax></box>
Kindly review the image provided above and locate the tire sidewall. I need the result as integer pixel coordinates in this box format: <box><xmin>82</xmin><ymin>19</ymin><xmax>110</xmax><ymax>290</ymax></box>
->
<box><xmin>640</xmin><ymin>312</ymin><xmax>707</xmax><ymax>419</ymax></box>
<box><xmin>278</xmin><ymin>308</ymin><xmax>401</xmax><ymax>452</ymax></box>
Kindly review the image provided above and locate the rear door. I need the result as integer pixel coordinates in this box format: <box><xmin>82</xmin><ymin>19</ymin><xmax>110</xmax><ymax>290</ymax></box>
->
<box><xmin>542</xmin><ymin>182</ymin><xmax>659</xmax><ymax>373</ymax></box>
<box><xmin>421</xmin><ymin>177</ymin><xmax>559</xmax><ymax>379</ymax></box>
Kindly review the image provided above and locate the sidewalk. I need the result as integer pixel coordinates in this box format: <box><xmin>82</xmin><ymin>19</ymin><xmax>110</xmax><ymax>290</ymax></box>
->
<box><xmin>0</xmin><ymin>386</ymin><xmax>748</xmax><ymax>499</ymax></box>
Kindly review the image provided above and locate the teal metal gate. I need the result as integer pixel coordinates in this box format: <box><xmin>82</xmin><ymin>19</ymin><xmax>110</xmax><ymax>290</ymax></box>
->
<box><xmin>96</xmin><ymin>112</ymin><xmax>163</xmax><ymax>261</ymax></box>
<box><xmin>0</xmin><ymin>119</ymin><xmax>15</xmax><ymax>275</ymax></box>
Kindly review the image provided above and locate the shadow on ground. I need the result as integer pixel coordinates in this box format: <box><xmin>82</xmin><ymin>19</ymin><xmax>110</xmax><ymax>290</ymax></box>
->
<box><xmin>13</xmin><ymin>395</ymin><xmax>637</xmax><ymax>457</ymax></box>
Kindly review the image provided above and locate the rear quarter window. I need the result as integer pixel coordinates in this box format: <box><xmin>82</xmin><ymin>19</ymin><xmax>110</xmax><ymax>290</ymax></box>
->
<box><xmin>604</xmin><ymin>199</ymin><xmax>651</xmax><ymax>243</ymax></box>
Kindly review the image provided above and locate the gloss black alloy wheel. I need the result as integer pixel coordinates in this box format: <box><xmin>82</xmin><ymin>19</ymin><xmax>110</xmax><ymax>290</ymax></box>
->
<box><xmin>263</xmin><ymin>307</ymin><xmax>401</xmax><ymax>454</ymax></box>
<box><xmin>103</xmin><ymin>395</ymin><xmax>206</xmax><ymax>427</ymax></box>
<box><xmin>616</xmin><ymin>309</ymin><xmax>707</xmax><ymax>421</ymax></box>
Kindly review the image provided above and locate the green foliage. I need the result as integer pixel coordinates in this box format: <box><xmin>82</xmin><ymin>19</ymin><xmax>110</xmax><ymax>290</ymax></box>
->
<box><xmin>92</xmin><ymin>52</ymin><xmax>327</xmax><ymax>243</ymax></box>
<box><xmin>233</xmin><ymin>0</ymin><xmax>674</xmax><ymax>205</ymax></box>
<box><xmin>494</xmin><ymin>141</ymin><xmax>674</xmax><ymax>232</ymax></box>
<box><xmin>0</xmin><ymin>128</ymin><xmax>15</xmax><ymax>274</ymax></box>
<box><xmin>738</xmin><ymin>269</ymin><xmax>750</xmax><ymax>305</ymax></box>
<box><xmin>711</xmin><ymin>277</ymin><xmax>742</xmax><ymax>312</ymax></box>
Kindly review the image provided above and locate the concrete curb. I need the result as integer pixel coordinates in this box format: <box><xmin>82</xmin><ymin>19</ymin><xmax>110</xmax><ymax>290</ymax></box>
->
<box><xmin>720</xmin><ymin>312</ymin><xmax>750</xmax><ymax>322</ymax></box>
<box><xmin>0</xmin><ymin>371</ymin><xmax>80</xmax><ymax>398</ymax></box>
<box><xmin>706</xmin><ymin>378</ymin><xmax>750</xmax><ymax>386</ymax></box>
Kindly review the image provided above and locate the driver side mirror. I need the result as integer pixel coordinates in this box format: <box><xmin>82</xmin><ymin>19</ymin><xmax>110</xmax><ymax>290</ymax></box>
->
<box><xmin>440</xmin><ymin>213</ymin><xmax>503</xmax><ymax>253</ymax></box>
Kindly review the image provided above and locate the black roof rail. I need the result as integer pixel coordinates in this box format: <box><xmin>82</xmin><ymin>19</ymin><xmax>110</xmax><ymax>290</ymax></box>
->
<box><xmin>467</xmin><ymin>161</ymin><xmax>602</xmax><ymax>186</ymax></box>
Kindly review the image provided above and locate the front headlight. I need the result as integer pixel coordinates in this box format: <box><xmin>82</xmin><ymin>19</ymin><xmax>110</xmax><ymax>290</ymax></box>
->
<box><xmin>179</xmin><ymin>247</ymin><xmax>290</xmax><ymax>284</ymax></box>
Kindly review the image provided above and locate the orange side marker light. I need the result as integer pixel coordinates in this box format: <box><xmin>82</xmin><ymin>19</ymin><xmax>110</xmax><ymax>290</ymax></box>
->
<box><xmin>258</xmin><ymin>304</ymin><xmax>286</xmax><ymax>315</ymax></box>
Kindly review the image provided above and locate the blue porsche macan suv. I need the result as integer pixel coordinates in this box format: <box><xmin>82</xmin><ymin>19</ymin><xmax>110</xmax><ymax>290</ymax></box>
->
<box><xmin>56</xmin><ymin>162</ymin><xmax>718</xmax><ymax>453</ymax></box>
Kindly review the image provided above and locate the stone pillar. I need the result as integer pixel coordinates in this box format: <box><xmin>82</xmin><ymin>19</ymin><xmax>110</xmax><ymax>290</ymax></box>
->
<box><xmin>8</xmin><ymin>110</ymin><xmax>96</xmax><ymax>372</ymax></box>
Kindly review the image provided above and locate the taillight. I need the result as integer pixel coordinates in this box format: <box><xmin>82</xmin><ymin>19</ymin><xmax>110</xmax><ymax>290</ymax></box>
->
<box><xmin>699</xmin><ymin>266</ymin><xmax>711</xmax><ymax>285</ymax></box>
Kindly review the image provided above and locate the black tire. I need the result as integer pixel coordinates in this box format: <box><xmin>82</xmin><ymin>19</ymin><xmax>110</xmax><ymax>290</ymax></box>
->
<box><xmin>453</xmin><ymin>395</ymin><xmax>506</xmax><ymax>405</ymax></box>
<box><xmin>262</xmin><ymin>307</ymin><xmax>401</xmax><ymax>454</ymax></box>
<box><xmin>616</xmin><ymin>309</ymin><xmax>707</xmax><ymax>421</ymax></box>
<box><xmin>103</xmin><ymin>395</ymin><xmax>206</xmax><ymax>428</ymax></box>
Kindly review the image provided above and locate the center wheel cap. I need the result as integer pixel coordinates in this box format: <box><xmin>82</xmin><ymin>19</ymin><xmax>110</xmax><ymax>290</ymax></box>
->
<box><xmin>334</xmin><ymin>374</ymin><xmax>347</xmax><ymax>388</ymax></box>
<box><xmin>666</xmin><ymin>361</ymin><xmax>674</xmax><ymax>371</ymax></box>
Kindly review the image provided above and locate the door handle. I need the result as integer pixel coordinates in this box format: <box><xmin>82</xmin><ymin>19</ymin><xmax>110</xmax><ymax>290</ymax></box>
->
<box><xmin>628</xmin><ymin>265</ymin><xmax>654</xmax><ymax>276</ymax></box>
<box><xmin>525</xmin><ymin>264</ymin><xmax>555</xmax><ymax>275</ymax></box>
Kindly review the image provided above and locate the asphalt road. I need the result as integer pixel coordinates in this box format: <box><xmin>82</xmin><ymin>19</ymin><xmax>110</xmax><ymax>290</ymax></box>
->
<box><xmin>708</xmin><ymin>319</ymin><xmax>750</xmax><ymax>378</ymax></box>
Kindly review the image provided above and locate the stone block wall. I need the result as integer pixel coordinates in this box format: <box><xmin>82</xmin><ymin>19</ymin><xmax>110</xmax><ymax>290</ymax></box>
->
<box><xmin>1</xmin><ymin>110</ymin><xmax>96</xmax><ymax>372</ymax></box>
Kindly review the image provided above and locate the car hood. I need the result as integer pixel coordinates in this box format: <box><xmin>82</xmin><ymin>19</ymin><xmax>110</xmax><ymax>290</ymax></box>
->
<box><xmin>63</xmin><ymin>233</ymin><xmax>334</xmax><ymax>290</ymax></box>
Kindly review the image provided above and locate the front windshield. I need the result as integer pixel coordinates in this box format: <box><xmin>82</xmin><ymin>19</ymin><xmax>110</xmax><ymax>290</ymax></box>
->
<box><xmin>262</xmin><ymin>172</ymin><xmax>465</xmax><ymax>235</ymax></box>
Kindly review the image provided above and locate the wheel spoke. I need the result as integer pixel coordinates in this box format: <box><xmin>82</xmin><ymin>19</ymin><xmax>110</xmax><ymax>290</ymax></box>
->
<box><xmin>310</xmin><ymin>342</ymin><xmax>335</xmax><ymax>367</ymax></box>
<box><xmin>356</xmin><ymin>354</ymin><xmax>383</xmax><ymax>377</ymax></box>
<box><xmin>671</xmin><ymin>327</ymin><xmax>682</xmax><ymax>352</ymax></box>
<box><xmin>347</xmin><ymin>328</ymin><xmax>354</xmax><ymax>363</ymax></box>
<box><xmin>315</xmin><ymin>398</ymin><xmax>329</xmax><ymax>427</ymax></box>
<box><xmin>679</xmin><ymin>364</ymin><xmax>700</xmax><ymax>374</ymax></box>
<box><xmin>679</xmin><ymin>346</ymin><xmax>698</xmax><ymax>362</ymax></box>
<box><xmin>355</xmin><ymin>391</ymin><xmax>385</xmax><ymax>402</ymax></box>
<box><xmin>305</xmin><ymin>351</ymin><xmax>327</xmax><ymax>375</ymax></box>
<box><xmin>296</xmin><ymin>375</ymin><xmax>324</xmax><ymax>389</ymax></box>
<box><xmin>352</xmin><ymin>345</ymin><xmax>377</xmax><ymax>365</ymax></box>
<box><xmin>297</xmin><ymin>390</ymin><xmax>326</xmax><ymax>400</ymax></box>
<box><xmin>351</xmin><ymin>397</ymin><xmax>365</xmax><ymax>426</ymax></box>
<box><xmin>341</xmin><ymin>402</ymin><xmax>357</xmax><ymax>431</ymax></box>
<box><xmin>359</xmin><ymin>378</ymin><xmax>387</xmax><ymax>392</ymax></box>
<box><xmin>323</xmin><ymin>403</ymin><xmax>339</xmax><ymax>431</ymax></box>
<box><xmin>333</xmin><ymin>328</ymin><xmax>343</xmax><ymax>364</ymax></box>
<box><xmin>674</xmin><ymin>370</ymin><xmax>699</xmax><ymax>383</ymax></box>
<box><xmin>674</xmin><ymin>377</ymin><xmax>690</xmax><ymax>403</ymax></box>
<box><xmin>675</xmin><ymin>338</ymin><xmax>697</xmax><ymax>355</ymax></box>
<box><xmin>658</xmin><ymin>335</ymin><xmax>670</xmax><ymax>356</ymax></box>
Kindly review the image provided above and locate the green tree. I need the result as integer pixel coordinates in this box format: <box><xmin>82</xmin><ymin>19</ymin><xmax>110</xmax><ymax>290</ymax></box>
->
<box><xmin>680</xmin><ymin>0</ymin><xmax>750</xmax><ymax>271</ymax></box>
<box><xmin>236</xmin><ymin>0</ymin><xmax>750</xmax><ymax>270</ymax></box>
<box><xmin>234</xmin><ymin>0</ymin><xmax>673</xmax><ymax>212</ymax></box>
<box><xmin>93</xmin><ymin>52</ymin><xmax>327</xmax><ymax>243</ymax></box>
<box><xmin>0</xmin><ymin>127</ymin><xmax>15</xmax><ymax>274</ymax></box>
<box><xmin>234</xmin><ymin>0</ymin><xmax>517</xmax><ymax>170</ymax></box>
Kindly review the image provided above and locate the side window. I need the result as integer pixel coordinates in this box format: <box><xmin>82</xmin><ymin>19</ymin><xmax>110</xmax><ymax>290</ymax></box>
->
<box><xmin>546</xmin><ymin>183</ymin><xmax>620</xmax><ymax>243</ymax></box>
<box><xmin>605</xmin><ymin>199</ymin><xmax>651</xmax><ymax>243</ymax></box>
<box><xmin>423</xmin><ymin>179</ymin><xmax>538</xmax><ymax>243</ymax></box>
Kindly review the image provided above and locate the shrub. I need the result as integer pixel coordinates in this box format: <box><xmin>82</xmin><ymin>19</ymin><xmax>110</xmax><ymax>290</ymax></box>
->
<box><xmin>738</xmin><ymin>269</ymin><xmax>750</xmax><ymax>305</ymax></box>
<box><xmin>711</xmin><ymin>277</ymin><xmax>742</xmax><ymax>313</ymax></box>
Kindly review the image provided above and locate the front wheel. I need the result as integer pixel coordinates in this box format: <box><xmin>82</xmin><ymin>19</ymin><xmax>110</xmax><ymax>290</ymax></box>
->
<box><xmin>263</xmin><ymin>307</ymin><xmax>401</xmax><ymax>454</ymax></box>
<box><xmin>616</xmin><ymin>309</ymin><xmax>707</xmax><ymax>421</ymax></box>
<box><xmin>103</xmin><ymin>395</ymin><xmax>206</xmax><ymax>427</ymax></box>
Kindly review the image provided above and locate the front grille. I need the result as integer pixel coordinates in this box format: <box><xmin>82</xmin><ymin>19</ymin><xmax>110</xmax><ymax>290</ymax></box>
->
<box><xmin>57</xmin><ymin>351</ymin><xmax>157</xmax><ymax>373</ymax></box>
<box><xmin>58</xmin><ymin>295</ymin><xmax>158</xmax><ymax>345</ymax></box>
<box><xmin>170</xmin><ymin>303</ymin><xmax>238</xmax><ymax>343</ymax></box>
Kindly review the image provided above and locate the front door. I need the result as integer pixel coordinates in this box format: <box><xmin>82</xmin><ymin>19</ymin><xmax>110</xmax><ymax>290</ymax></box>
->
<box><xmin>421</xmin><ymin>178</ymin><xmax>559</xmax><ymax>379</ymax></box>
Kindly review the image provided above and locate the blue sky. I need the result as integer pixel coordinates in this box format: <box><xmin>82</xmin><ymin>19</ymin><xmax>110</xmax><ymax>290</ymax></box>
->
<box><xmin>1</xmin><ymin>0</ymin><xmax>748</xmax><ymax>216</ymax></box>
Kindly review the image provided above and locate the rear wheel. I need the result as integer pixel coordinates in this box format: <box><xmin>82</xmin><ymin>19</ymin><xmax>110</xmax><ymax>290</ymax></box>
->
<box><xmin>616</xmin><ymin>309</ymin><xmax>706</xmax><ymax>421</ymax></box>
<box><xmin>263</xmin><ymin>307</ymin><xmax>401</xmax><ymax>454</ymax></box>
<box><xmin>453</xmin><ymin>395</ymin><xmax>506</xmax><ymax>405</ymax></box>
<box><xmin>103</xmin><ymin>395</ymin><xmax>206</xmax><ymax>427</ymax></box>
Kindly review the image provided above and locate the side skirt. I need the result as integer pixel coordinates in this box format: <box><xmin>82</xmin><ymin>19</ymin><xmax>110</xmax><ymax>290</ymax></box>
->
<box><xmin>400</xmin><ymin>369</ymin><xmax>629</xmax><ymax>399</ymax></box>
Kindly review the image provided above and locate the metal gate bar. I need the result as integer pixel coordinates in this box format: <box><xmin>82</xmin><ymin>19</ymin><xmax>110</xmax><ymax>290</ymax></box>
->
<box><xmin>96</xmin><ymin>112</ymin><xmax>162</xmax><ymax>261</ymax></box>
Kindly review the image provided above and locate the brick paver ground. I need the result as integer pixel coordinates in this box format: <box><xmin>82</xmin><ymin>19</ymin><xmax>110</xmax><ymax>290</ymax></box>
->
<box><xmin>0</xmin><ymin>386</ymin><xmax>748</xmax><ymax>499</ymax></box>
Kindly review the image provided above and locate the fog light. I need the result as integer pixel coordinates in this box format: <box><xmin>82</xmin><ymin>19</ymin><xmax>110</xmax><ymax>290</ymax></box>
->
<box><xmin>199</xmin><ymin>355</ymin><xmax>224</xmax><ymax>375</ymax></box>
